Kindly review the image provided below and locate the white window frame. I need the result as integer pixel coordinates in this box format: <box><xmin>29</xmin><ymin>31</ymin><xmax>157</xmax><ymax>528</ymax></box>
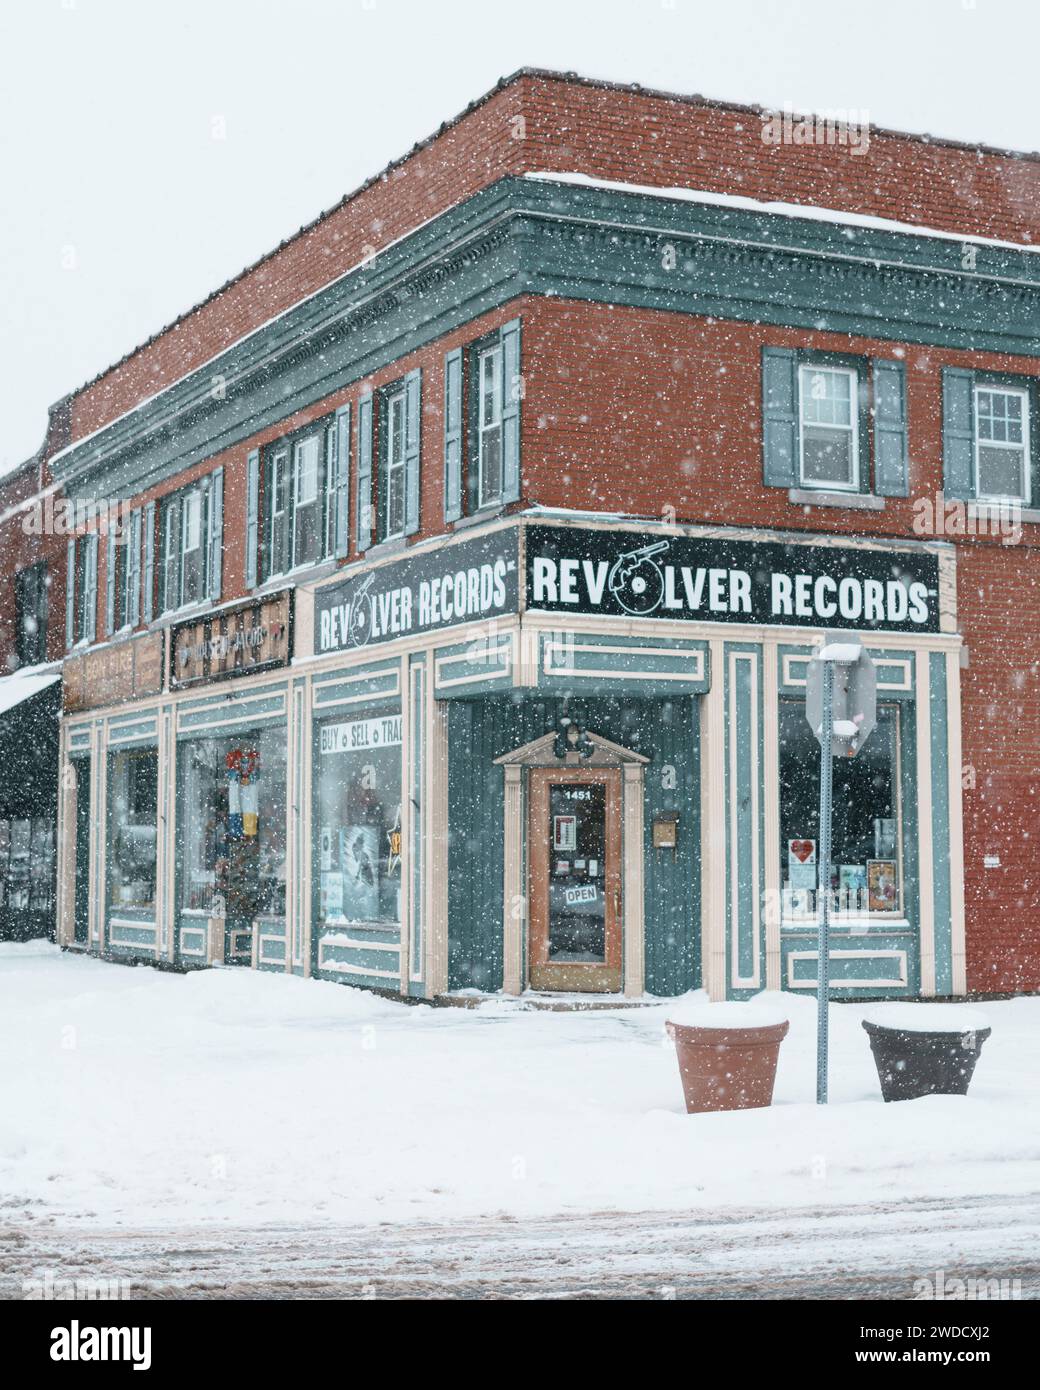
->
<box><xmin>477</xmin><ymin>343</ymin><xmax>504</xmax><ymax>509</ymax></box>
<box><xmin>797</xmin><ymin>364</ymin><xmax>860</xmax><ymax>493</ymax></box>
<box><xmin>269</xmin><ymin>446</ymin><xmax>289</xmax><ymax>578</ymax></box>
<box><xmin>291</xmin><ymin>434</ymin><xmax>320</xmax><ymax>569</ymax></box>
<box><xmin>780</xmin><ymin>700</ymin><xmax>905</xmax><ymax>927</ymax></box>
<box><xmin>180</xmin><ymin>487</ymin><xmax>205</xmax><ymax>607</ymax></box>
<box><xmin>974</xmin><ymin>383</ymin><xmax>1031</xmax><ymax>506</ymax></box>
<box><xmin>384</xmin><ymin>389</ymin><xmax>406</xmax><ymax>541</ymax></box>
<box><xmin>80</xmin><ymin>535</ymin><xmax>97</xmax><ymax>643</ymax></box>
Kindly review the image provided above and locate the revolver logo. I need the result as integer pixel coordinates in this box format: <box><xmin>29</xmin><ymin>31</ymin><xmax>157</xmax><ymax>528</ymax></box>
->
<box><xmin>607</xmin><ymin>539</ymin><xmax>670</xmax><ymax>615</ymax></box>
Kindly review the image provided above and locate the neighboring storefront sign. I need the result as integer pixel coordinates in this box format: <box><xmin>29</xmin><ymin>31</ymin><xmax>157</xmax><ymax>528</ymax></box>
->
<box><xmin>171</xmin><ymin>591</ymin><xmax>293</xmax><ymax>688</ymax></box>
<box><xmin>314</xmin><ymin>530</ymin><xmax>519</xmax><ymax>655</ymax></box>
<box><xmin>63</xmin><ymin>631</ymin><xmax>164</xmax><ymax>712</ymax></box>
<box><xmin>525</xmin><ymin>525</ymin><xmax>941</xmax><ymax>633</ymax></box>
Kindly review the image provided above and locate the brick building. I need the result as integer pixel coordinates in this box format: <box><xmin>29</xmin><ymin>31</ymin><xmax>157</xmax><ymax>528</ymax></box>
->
<box><xmin>0</xmin><ymin>403</ymin><xmax>73</xmax><ymax>939</ymax></box>
<box><xmin>25</xmin><ymin>69</ymin><xmax>1039</xmax><ymax>998</ymax></box>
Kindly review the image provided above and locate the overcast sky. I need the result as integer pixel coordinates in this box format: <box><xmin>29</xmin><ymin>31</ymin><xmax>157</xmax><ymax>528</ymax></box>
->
<box><xmin>2</xmin><ymin>0</ymin><xmax>1038</xmax><ymax>475</ymax></box>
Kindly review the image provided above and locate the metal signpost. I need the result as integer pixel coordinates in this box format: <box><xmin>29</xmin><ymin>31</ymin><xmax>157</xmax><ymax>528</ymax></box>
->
<box><xmin>805</xmin><ymin>634</ymin><xmax>877</xmax><ymax>1103</ymax></box>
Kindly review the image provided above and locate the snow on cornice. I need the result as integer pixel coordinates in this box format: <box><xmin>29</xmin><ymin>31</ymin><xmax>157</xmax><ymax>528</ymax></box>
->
<box><xmin>525</xmin><ymin>170</ymin><xmax>1040</xmax><ymax>256</ymax></box>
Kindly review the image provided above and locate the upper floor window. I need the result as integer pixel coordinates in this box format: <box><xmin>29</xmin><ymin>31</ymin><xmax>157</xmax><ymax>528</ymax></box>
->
<box><xmin>293</xmin><ymin>435</ymin><xmax>321</xmax><ymax>567</ymax></box>
<box><xmin>798</xmin><ymin>364</ymin><xmax>859</xmax><ymax>491</ymax></box>
<box><xmin>442</xmin><ymin>320</ymin><xmax>521</xmax><ymax>527</ymax></box>
<box><xmin>477</xmin><ymin>343</ymin><xmax>504</xmax><ymax>508</ymax></box>
<box><xmin>383</xmin><ymin>388</ymin><xmax>407</xmax><ymax>541</ymax></box>
<box><xmin>975</xmin><ymin>385</ymin><xmax>1030</xmax><ymax>504</ymax></box>
<box><xmin>15</xmin><ymin>562</ymin><xmax>48</xmax><ymax>667</ymax></box>
<box><xmin>942</xmin><ymin>367</ymin><xmax>1037</xmax><ymax>508</ymax></box>
<box><xmin>159</xmin><ymin>470</ymin><xmax>223</xmax><ymax>615</ymax></box>
<box><xmin>78</xmin><ymin>534</ymin><xmax>97</xmax><ymax>642</ymax></box>
<box><xmin>180</xmin><ymin>487</ymin><xmax>205</xmax><ymax>607</ymax></box>
<box><xmin>263</xmin><ymin>419</ymin><xmax>332</xmax><ymax>580</ymax></box>
<box><xmin>763</xmin><ymin>347</ymin><xmax>908</xmax><ymax>501</ymax></box>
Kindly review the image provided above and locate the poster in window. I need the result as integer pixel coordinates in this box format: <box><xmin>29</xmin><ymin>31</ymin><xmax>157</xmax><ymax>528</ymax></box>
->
<box><xmin>340</xmin><ymin>825</ymin><xmax>380</xmax><ymax>922</ymax></box>
<box><xmin>839</xmin><ymin>864</ymin><xmax>867</xmax><ymax>893</ymax></box>
<box><xmin>787</xmin><ymin>838</ymin><xmax>816</xmax><ymax>890</ymax></box>
<box><xmin>873</xmin><ymin>818</ymin><xmax>897</xmax><ymax>859</ymax></box>
<box><xmin>867</xmin><ymin>859</ymin><xmax>898</xmax><ymax>913</ymax></box>
<box><xmin>322</xmin><ymin>871</ymin><xmax>344</xmax><ymax>918</ymax></box>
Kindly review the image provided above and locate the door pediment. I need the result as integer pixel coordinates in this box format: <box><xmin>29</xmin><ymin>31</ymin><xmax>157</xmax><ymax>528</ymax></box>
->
<box><xmin>494</xmin><ymin>729</ymin><xmax>649</xmax><ymax>768</ymax></box>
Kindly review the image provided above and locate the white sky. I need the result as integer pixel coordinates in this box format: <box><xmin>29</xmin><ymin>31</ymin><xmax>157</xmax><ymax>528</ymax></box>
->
<box><xmin>2</xmin><ymin>0</ymin><xmax>1038</xmax><ymax>475</ymax></box>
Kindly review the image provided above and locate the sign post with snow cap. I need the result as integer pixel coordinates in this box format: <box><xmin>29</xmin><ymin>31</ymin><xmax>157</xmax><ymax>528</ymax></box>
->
<box><xmin>805</xmin><ymin>634</ymin><xmax>877</xmax><ymax>1104</ymax></box>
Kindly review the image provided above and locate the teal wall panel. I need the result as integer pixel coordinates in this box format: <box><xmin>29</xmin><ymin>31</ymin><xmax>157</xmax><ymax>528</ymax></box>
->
<box><xmin>447</xmin><ymin>694</ymin><xmax>699</xmax><ymax>995</ymax></box>
<box><xmin>929</xmin><ymin>651</ymin><xmax>953</xmax><ymax>994</ymax></box>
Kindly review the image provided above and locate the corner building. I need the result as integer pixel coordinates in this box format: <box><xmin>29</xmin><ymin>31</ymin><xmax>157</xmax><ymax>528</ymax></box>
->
<box><xmin>46</xmin><ymin>72</ymin><xmax>1040</xmax><ymax>1001</ymax></box>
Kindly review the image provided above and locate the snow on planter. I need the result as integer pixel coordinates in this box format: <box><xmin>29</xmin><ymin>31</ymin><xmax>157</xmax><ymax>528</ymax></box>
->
<box><xmin>861</xmin><ymin>1004</ymin><xmax>992</xmax><ymax>1103</ymax></box>
<box><xmin>666</xmin><ymin>1000</ymin><xmax>790</xmax><ymax>1113</ymax></box>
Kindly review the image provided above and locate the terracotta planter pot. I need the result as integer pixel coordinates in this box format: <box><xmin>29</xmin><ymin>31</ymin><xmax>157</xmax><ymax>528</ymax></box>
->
<box><xmin>666</xmin><ymin>1018</ymin><xmax>790</xmax><ymax>1114</ymax></box>
<box><xmin>863</xmin><ymin>1020</ymin><xmax>991</xmax><ymax>1102</ymax></box>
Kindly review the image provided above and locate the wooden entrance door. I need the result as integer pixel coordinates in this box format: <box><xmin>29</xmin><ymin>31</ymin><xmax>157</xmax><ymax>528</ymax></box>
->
<box><xmin>528</xmin><ymin>767</ymin><xmax>622</xmax><ymax>993</ymax></box>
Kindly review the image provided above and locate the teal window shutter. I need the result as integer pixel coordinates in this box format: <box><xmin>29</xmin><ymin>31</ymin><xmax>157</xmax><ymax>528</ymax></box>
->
<box><xmin>404</xmin><ymin>368</ymin><xmax>422</xmax><ymax>536</ymax></box>
<box><xmin>245</xmin><ymin>450</ymin><xmax>260</xmax><ymax>589</ymax></box>
<box><xmin>207</xmin><ymin>467</ymin><xmax>224</xmax><ymax>601</ymax></box>
<box><xmin>142</xmin><ymin>500</ymin><xmax>155</xmax><ymax>624</ymax></box>
<box><xmin>65</xmin><ymin>538</ymin><xmax>76</xmax><ymax>649</ymax></box>
<box><xmin>444</xmin><ymin>349</ymin><xmax>463</xmax><ymax>522</ymax></box>
<box><xmin>84</xmin><ymin>532</ymin><xmax>98</xmax><ymax>643</ymax></box>
<box><xmin>128</xmin><ymin>509</ymin><xmax>142</xmax><ymax>627</ymax></box>
<box><xmin>105</xmin><ymin>525</ymin><xmax>117</xmax><ymax>635</ymax></box>
<box><xmin>762</xmin><ymin>347</ymin><xmax>799</xmax><ymax>487</ymax></box>
<box><xmin>334</xmin><ymin>405</ymin><xmax>351</xmax><ymax>558</ymax></box>
<box><xmin>942</xmin><ymin>367</ymin><xmax>975</xmax><ymax>500</ymax></box>
<box><xmin>501</xmin><ymin>319</ymin><xmax>521</xmax><ymax>503</ymax></box>
<box><xmin>873</xmin><ymin>359</ymin><xmax>909</xmax><ymax>497</ymax></box>
<box><xmin>357</xmin><ymin>392</ymin><xmax>373</xmax><ymax>552</ymax></box>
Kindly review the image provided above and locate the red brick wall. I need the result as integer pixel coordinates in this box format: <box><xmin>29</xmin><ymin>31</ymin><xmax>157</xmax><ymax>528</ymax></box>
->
<box><xmin>0</xmin><ymin>474</ymin><xmax>69</xmax><ymax>675</ymax></box>
<box><xmin>65</xmin><ymin>72</ymin><xmax>1040</xmax><ymax>447</ymax></box>
<box><xmin>519</xmin><ymin>297</ymin><xmax>1040</xmax><ymax>995</ymax></box>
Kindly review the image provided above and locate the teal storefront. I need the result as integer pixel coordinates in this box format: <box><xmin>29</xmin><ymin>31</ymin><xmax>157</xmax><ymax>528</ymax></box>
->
<box><xmin>58</xmin><ymin>514</ymin><xmax>965</xmax><ymax>1003</ymax></box>
<box><xmin>302</xmin><ymin>513</ymin><xmax>966</xmax><ymax>1003</ymax></box>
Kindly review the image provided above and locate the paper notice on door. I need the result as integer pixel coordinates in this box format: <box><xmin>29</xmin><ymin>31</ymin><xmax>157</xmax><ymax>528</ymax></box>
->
<box><xmin>553</xmin><ymin>815</ymin><xmax>577</xmax><ymax>852</ymax></box>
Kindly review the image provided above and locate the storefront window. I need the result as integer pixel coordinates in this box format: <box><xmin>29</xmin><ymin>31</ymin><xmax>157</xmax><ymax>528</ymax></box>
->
<box><xmin>315</xmin><ymin>709</ymin><xmax>403</xmax><ymax>928</ymax></box>
<box><xmin>107</xmin><ymin>747</ymin><xmax>158</xmax><ymax>912</ymax></box>
<box><xmin>178</xmin><ymin>729</ymin><xmax>287</xmax><ymax>920</ymax></box>
<box><xmin>0</xmin><ymin>818</ymin><xmax>55</xmax><ymax>917</ymax></box>
<box><xmin>779</xmin><ymin>700</ymin><xmax>902</xmax><ymax>920</ymax></box>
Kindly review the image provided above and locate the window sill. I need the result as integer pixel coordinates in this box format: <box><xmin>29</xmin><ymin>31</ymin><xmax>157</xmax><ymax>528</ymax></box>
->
<box><xmin>256</xmin><ymin>560</ymin><xmax>338</xmax><ymax>594</ymax></box>
<box><xmin>782</xmin><ymin>917</ymin><xmax>912</xmax><ymax>932</ymax></box>
<box><xmin>967</xmin><ymin>500</ymin><xmax>1040</xmax><ymax>524</ymax></box>
<box><xmin>787</xmin><ymin>488</ymin><xmax>886</xmax><ymax>511</ymax></box>
<box><xmin>362</xmin><ymin>537</ymin><xmax>408</xmax><ymax>561</ymax></box>
<box><xmin>451</xmin><ymin>505</ymin><xmax>505</xmax><ymax>530</ymax></box>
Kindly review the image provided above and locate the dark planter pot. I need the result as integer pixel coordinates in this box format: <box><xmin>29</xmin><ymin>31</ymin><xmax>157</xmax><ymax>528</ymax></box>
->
<box><xmin>863</xmin><ymin>1021</ymin><xmax>991</xmax><ymax>1102</ymax></box>
<box><xmin>666</xmin><ymin>1019</ymin><xmax>790</xmax><ymax>1113</ymax></box>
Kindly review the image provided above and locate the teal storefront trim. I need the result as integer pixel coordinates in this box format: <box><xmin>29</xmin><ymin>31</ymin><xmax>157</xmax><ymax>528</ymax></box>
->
<box><xmin>446</xmin><ymin>693</ymin><xmax>699</xmax><ymax>996</ymax></box>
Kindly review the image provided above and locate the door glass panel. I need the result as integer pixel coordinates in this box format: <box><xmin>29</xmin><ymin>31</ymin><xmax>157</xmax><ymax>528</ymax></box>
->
<box><xmin>547</xmin><ymin>782</ymin><xmax>606</xmax><ymax>962</ymax></box>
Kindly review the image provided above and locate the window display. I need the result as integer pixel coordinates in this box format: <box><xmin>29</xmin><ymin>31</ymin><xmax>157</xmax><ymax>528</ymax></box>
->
<box><xmin>315</xmin><ymin>710</ymin><xmax>402</xmax><ymax>928</ymax></box>
<box><xmin>779</xmin><ymin>700</ymin><xmax>902</xmax><ymax>920</ymax></box>
<box><xmin>107</xmin><ymin>747</ymin><xmax>158</xmax><ymax>912</ymax></box>
<box><xmin>178</xmin><ymin>729</ymin><xmax>286</xmax><ymax>920</ymax></box>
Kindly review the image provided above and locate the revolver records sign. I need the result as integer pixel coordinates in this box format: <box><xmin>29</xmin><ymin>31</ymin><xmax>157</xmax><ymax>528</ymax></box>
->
<box><xmin>525</xmin><ymin>525</ymin><xmax>940</xmax><ymax>633</ymax></box>
<box><xmin>171</xmin><ymin>591</ymin><xmax>293</xmax><ymax>688</ymax></box>
<box><xmin>315</xmin><ymin>530</ymin><xmax>519</xmax><ymax>655</ymax></box>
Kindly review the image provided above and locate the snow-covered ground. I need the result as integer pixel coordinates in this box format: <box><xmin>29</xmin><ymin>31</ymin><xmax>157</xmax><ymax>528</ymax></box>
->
<box><xmin>2</xmin><ymin>942</ymin><xmax>1039</xmax><ymax>1231</ymax></box>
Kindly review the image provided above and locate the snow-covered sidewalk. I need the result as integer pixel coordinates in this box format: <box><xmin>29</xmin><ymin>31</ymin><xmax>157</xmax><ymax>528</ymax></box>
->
<box><xmin>2</xmin><ymin>942</ymin><xmax>1038</xmax><ymax>1230</ymax></box>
